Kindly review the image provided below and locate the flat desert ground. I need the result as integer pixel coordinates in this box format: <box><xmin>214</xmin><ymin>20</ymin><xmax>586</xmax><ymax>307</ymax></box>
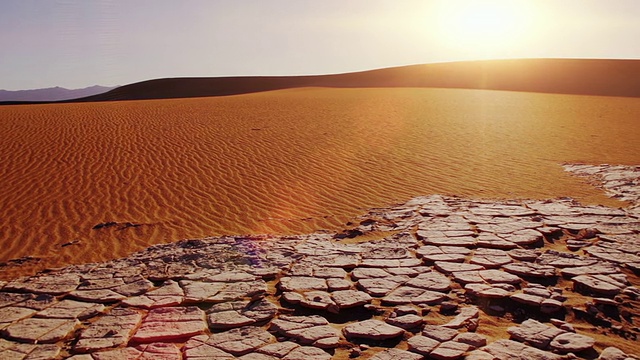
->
<box><xmin>1</xmin><ymin>87</ymin><xmax>639</xmax><ymax>279</ymax></box>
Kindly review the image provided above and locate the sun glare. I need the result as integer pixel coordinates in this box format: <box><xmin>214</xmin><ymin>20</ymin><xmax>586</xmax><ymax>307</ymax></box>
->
<box><xmin>435</xmin><ymin>0</ymin><xmax>539</xmax><ymax>58</ymax></box>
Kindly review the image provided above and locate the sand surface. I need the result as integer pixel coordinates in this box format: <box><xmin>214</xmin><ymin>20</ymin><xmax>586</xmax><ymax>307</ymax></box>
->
<box><xmin>1</xmin><ymin>87</ymin><xmax>639</xmax><ymax>279</ymax></box>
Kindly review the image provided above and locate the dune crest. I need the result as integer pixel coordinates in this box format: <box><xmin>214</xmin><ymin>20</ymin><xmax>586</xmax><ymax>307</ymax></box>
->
<box><xmin>2</xmin><ymin>59</ymin><xmax>640</xmax><ymax>105</ymax></box>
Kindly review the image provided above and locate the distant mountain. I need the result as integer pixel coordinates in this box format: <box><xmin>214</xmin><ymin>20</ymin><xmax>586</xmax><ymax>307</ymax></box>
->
<box><xmin>0</xmin><ymin>85</ymin><xmax>115</xmax><ymax>102</ymax></box>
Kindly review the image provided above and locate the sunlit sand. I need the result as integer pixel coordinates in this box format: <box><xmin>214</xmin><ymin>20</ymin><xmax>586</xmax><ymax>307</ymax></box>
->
<box><xmin>1</xmin><ymin>87</ymin><xmax>639</xmax><ymax>279</ymax></box>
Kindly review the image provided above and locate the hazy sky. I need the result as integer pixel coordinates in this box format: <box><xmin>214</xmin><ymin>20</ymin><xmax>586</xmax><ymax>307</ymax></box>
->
<box><xmin>1</xmin><ymin>0</ymin><xmax>639</xmax><ymax>90</ymax></box>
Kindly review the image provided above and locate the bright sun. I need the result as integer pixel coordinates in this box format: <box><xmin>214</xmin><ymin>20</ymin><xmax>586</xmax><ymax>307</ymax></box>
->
<box><xmin>435</xmin><ymin>0</ymin><xmax>538</xmax><ymax>57</ymax></box>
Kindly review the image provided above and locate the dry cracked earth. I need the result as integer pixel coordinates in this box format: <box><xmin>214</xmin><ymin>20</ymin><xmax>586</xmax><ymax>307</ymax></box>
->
<box><xmin>0</xmin><ymin>164</ymin><xmax>639</xmax><ymax>360</ymax></box>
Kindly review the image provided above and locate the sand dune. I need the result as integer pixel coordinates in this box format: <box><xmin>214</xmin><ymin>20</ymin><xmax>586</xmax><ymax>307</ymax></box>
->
<box><xmin>2</xmin><ymin>59</ymin><xmax>639</xmax><ymax>105</ymax></box>
<box><xmin>78</xmin><ymin>59</ymin><xmax>640</xmax><ymax>101</ymax></box>
<box><xmin>1</xmin><ymin>87</ymin><xmax>639</xmax><ymax>279</ymax></box>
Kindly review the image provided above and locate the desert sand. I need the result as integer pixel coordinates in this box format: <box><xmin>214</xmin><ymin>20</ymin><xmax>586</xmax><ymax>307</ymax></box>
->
<box><xmin>1</xmin><ymin>87</ymin><xmax>640</xmax><ymax>279</ymax></box>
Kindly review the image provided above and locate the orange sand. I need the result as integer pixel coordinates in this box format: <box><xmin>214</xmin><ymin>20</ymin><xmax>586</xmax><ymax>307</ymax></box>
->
<box><xmin>1</xmin><ymin>87</ymin><xmax>639</xmax><ymax>279</ymax></box>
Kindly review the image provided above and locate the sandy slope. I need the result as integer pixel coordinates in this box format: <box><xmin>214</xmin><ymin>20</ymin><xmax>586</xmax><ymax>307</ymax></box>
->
<box><xmin>71</xmin><ymin>59</ymin><xmax>640</xmax><ymax>102</ymax></box>
<box><xmin>0</xmin><ymin>87</ymin><xmax>639</xmax><ymax>279</ymax></box>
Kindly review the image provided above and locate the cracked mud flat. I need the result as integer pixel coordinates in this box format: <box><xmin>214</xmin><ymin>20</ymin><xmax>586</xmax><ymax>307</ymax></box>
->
<box><xmin>0</xmin><ymin>164</ymin><xmax>638</xmax><ymax>359</ymax></box>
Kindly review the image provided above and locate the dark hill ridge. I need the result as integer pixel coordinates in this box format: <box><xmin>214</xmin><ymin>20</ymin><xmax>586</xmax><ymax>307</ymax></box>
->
<box><xmin>3</xmin><ymin>59</ymin><xmax>640</xmax><ymax>104</ymax></box>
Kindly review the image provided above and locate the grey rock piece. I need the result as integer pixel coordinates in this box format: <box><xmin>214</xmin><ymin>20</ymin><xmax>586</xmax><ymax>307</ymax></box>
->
<box><xmin>207</xmin><ymin>298</ymin><xmax>277</xmax><ymax>329</ymax></box>
<box><xmin>560</xmin><ymin>263</ymin><xmax>620</xmax><ymax>277</ymax></box>
<box><xmin>475</xmin><ymin>234</ymin><xmax>518</xmax><ymax>249</ymax></box>
<box><xmin>3</xmin><ymin>317</ymin><xmax>79</xmax><ymax>343</ymax></box>
<box><xmin>0</xmin><ymin>292</ymin><xmax>41</xmax><ymax>308</ymax></box>
<box><xmin>479</xmin><ymin>269</ymin><xmax>522</xmax><ymax>284</ymax></box>
<box><xmin>183</xmin><ymin>334</ymin><xmax>247</xmax><ymax>358</ymax></box>
<box><xmin>585</xmin><ymin>246</ymin><xmax>640</xmax><ymax>265</ymax></box>
<box><xmin>201</xmin><ymin>326</ymin><xmax>275</xmax><ymax>356</ymax></box>
<box><xmin>537</xmin><ymin>251</ymin><xmax>598</xmax><ymax>268</ymax></box>
<box><xmin>470</xmin><ymin>249</ymin><xmax>513</xmax><ymax>268</ymax></box>
<box><xmin>281</xmin><ymin>346</ymin><xmax>331</xmax><ymax>360</ymax></box>
<box><xmin>523</xmin><ymin>286</ymin><xmax>552</xmax><ymax>298</ymax></box>
<box><xmin>464</xmin><ymin>283</ymin><xmax>511</xmax><ymax>299</ymax></box>
<box><xmin>508</xmin><ymin>249</ymin><xmax>540</xmax><ymax>262</ymax></box>
<box><xmin>35</xmin><ymin>299</ymin><xmax>104</xmax><ymax>320</ymax></box>
<box><xmin>422</xmin><ymin>325</ymin><xmax>459</xmax><ymax>342</ymax></box>
<box><xmin>87</xmin><ymin>342</ymin><xmax>182</xmax><ymax>359</ymax></box>
<box><xmin>481</xmin><ymin>339</ymin><xmax>564</xmax><ymax>360</ymax></box>
<box><xmin>465</xmin><ymin>349</ymin><xmax>496</xmax><ymax>360</ymax></box>
<box><xmin>430</xmin><ymin>341</ymin><xmax>471</xmax><ymax>360</ymax></box>
<box><xmin>312</xmin><ymin>267</ymin><xmax>348</xmax><ymax>279</ymax></box>
<box><xmin>3</xmin><ymin>273</ymin><xmax>80</xmax><ymax>295</ymax></box>
<box><xmin>122</xmin><ymin>280</ymin><xmax>184</xmax><ymax>308</ymax></box>
<box><xmin>435</xmin><ymin>262</ymin><xmax>484</xmax><ymax>274</ymax></box>
<box><xmin>507</xmin><ymin>319</ymin><xmax>565</xmax><ymax>349</ymax></box>
<box><xmin>331</xmin><ymin>289</ymin><xmax>373</xmax><ymax>308</ymax></box>
<box><xmin>351</xmin><ymin>268</ymin><xmax>391</xmax><ymax>280</ymax></box>
<box><xmin>343</xmin><ymin>319</ymin><xmax>404</xmax><ymax>340</ymax></box>
<box><xmin>270</xmin><ymin>315</ymin><xmax>340</xmax><ymax>348</ymax></box>
<box><xmin>70</xmin><ymin>276</ymin><xmax>154</xmax><ymax>302</ymax></box>
<box><xmin>185</xmin><ymin>270</ymin><xmax>261</xmax><ymax>283</ymax></box>
<box><xmin>386</xmin><ymin>314</ymin><xmax>424</xmax><ymax>329</ymax></box>
<box><xmin>417</xmin><ymin>246</ymin><xmax>470</xmax><ymax>262</ymax></box>
<box><xmin>503</xmin><ymin>262</ymin><xmax>556</xmax><ymax>278</ymax></box>
<box><xmin>501</xmin><ymin>229</ymin><xmax>543</xmax><ymax>246</ymax></box>
<box><xmin>69</xmin><ymin>289</ymin><xmax>126</xmax><ymax>303</ymax></box>
<box><xmin>0</xmin><ymin>339</ymin><xmax>61</xmax><ymax>359</ymax></box>
<box><xmin>256</xmin><ymin>341</ymin><xmax>300</xmax><ymax>357</ymax></box>
<box><xmin>132</xmin><ymin>306</ymin><xmax>206</xmax><ymax>343</ymax></box>
<box><xmin>551</xmin><ymin>319</ymin><xmax>576</xmax><ymax>333</ymax></box>
<box><xmin>383</xmin><ymin>286</ymin><xmax>448</xmax><ymax>305</ymax></box>
<box><xmin>181</xmin><ymin>279</ymin><xmax>266</xmax><ymax>302</ymax></box>
<box><xmin>360</xmin><ymin>258</ymin><xmax>422</xmax><ymax>268</ymax></box>
<box><xmin>598</xmin><ymin>346</ymin><xmax>631</xmax><ymax>360</ymax></box>
<box><xmin>443</xmin><ymin>306</ymin><xmax>479</xmax><ymax>329</ymax></box>
<box><xmin>549</xmin><ymin>332</ymin><xmax>595</xmax><ymax>353</ymax></box>
<box><xmin>421</xmin><ymin>235</ymin><xmax>477</xmax><ymax>247</ymax></box>
<box><xmin>0</xmin><ymin>293</ymin><xmax>57</xmax><ymax>311</ymax></box>
<box><xmin>407</xmin><ymin>334</ymin><xmax>440</xmax><ymax>355</ymax></box>
<box><xmin>405</xmin><ymin>272</ymin><xmax>452</xmax><ymax>292</ymax></box>
<box><xmin>281</xmin><ymin>292</ymin><xmax>304</xmax><ymax>304</ymax></box>
<box><xmin>278</xmin><ymin>277</ymin><xmax>327</xmax><ymax>292</ymax></box>
<box><xmin>394</xmin><ymin>305</ymin><xmax>419</xmax><ymax>316</ymax></box>
<box><xmin>451</xmin><ymin>271</ymin><xmax>485</xmax><ymax>284</ymax></box>
<box><xmin>573</xmin><ymin>274</ymin><xmax>627</xmax><ymax>296</ymax></box>
<box><xmin>540</xmin><ymin>299</ymin><xmax>564</xmax><ymax>314</ymax></box>
<box><xmin>511</xmin><ymin>293</ymin><xmax>545</xmax><ymax>307</ymax></box>
<box><xmin>454</xmin><ymin>332</ymin><xmax>487</xmax><ymax>348</ymax></box>
<box><xmin>357</xmin><ymin>276</ymin><xmax>409</xmax><ymax>296</ymax></box>
<box><xmin>327</xmin><ymin>278</ymin><xmax>352</xmax><ymax>291</ymax></box>
<box><xmin>74</xmin><ymin>307</ymin><xmax>143</xmax><ymax>353</ymax></box>
<box><xmin>362</xmin><ymin>246</ymin><xmax>411</xmax><ymax>260</ymax></box>
<box><xmin>299</xmin><ymin>291</ymin><xmax>338</xmax><ymax>313</ymax></box>
<box><xmin>371</xmin><ymin>348</ymin><xmax>424</xmax><ymax>360</ymax></box>
<box><xmin>0</xmin><ymin>307</ymin><xmax>37</xmax><ymax>330</ymax></box>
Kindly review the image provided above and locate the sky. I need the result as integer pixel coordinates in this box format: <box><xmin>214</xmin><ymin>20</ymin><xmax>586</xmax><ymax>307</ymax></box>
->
<box><xmin>1</xmin><ymin>0</ymin><xmax>640</xmax><ymax>90</ymax></box>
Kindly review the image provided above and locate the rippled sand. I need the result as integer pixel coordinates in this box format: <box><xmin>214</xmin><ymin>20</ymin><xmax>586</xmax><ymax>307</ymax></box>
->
<box><xmin>1</xmin><ymin>88</ymin><xmax>639</xmax><ymax>279</ymax></box>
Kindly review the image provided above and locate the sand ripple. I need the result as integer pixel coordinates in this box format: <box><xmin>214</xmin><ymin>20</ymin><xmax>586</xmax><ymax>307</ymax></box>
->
<box><xmin>1</xmin><ymin>88</ymin><xmax>639</xmax><ymax>278</ymax></box>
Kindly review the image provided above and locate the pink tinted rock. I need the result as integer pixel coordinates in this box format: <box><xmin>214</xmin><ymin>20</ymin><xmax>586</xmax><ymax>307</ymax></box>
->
<box><xmin>132</xmin><ymin>306</ymin><xmax>206</xmax><ymax>343</ymax></box>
